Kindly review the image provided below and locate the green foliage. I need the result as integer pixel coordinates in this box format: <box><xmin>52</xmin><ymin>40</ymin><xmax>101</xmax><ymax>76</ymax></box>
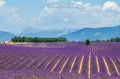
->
<box><xmin>11</xmin><ymin>36</ymin><xmax>67</xmax><ymax>42</ymax></box>
<box><xmin>96</xmin><ymin>39</ymin><xmax>100</xmax><ymax>42</ymax></box>
<box><xmin>86</xmin><ymin>39</ymin><xmax>90</xmax><ymax>45</ymax></box>
<box><xmin>110</xmin><ymin>37</ymin><xmax>120</xmax><ymax>42</ymax></box>
<box><xmin>94</xmin><ymin>37</ymin><xmax>120</xmax><ymax>42</ymax></box>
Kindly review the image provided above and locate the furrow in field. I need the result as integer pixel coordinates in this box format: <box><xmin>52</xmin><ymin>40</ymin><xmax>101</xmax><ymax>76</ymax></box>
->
<box><xmin>0</xmin><ymin>53</ymin><xmax>13</xmax><ymax>63</ymax></box>
<box><xmin>5</xmin><ymin>55</ymin><xmax>25</xmax><ymax>69</ymax></box>
<box><xmin>95</xmin><ymin>56</ymin><xmax>100</xmax><ymax>73</ymax></box>
<box><xmin>1</xmin><ymin>55</ymin><xmax>21</xmax><ymax>69</ymax></box>
<box><xmin>46</xmin><ymin>55</ymin><xmax>63</xmax><ymax>71</ymax></box>
<box><xmin>88</xmin><ymin>54</ymin><xmax>91</xmax><ymax>79</ymax></box>
<box><xmin>54</xmin><ymin>55</ymin><xmax>70</xmax><ymax>72</ymax></box>
<box><xmin>90</xmin><ymin>55</ymin><xmax>98</xmax><ymax>76</ymax></box>
<box><xmin>44</xmin><ymin>55</ymin><xmax>61</xmax><ymax>70</ymax></box>
<box><xmin>13</xmin><ymin>55</ymin><xmax>34</xmax><ymax>70</ymax></box>
<box><xmin>106</xmin><ymin>56</ymin><xmax>118</xmax><ymax>76</ymax></box>
<box><xmin>37</xmin><ymin>54</ymin><xmax>58</xmax><ymax>70</ymax></box>
<box><xmin>26</xmin><ymin>54</ymin><xmax>46</xmax><ymax>70</ymax></box>
<box><xmin>24</xmin><ymin>55</ymin><xmax>40</xmax><ymax>70</ymax></box>
<box><xmin>71</xmin><ymin>55</ymin><xmax>81</xmax><ymax>73</ymax></box>
<box><xmin>78</xmin><ymin>55</ymin><xmax>85</xmax><ymax>74</ymax></box>
<box><xmin>31</xmin><ymin>55</ymin><xmax>50</xmax><ymax>70</ymax></box>
<box><xmin>59</xmin><ymin>57</ymin><xmax>70</xmax><ymax>74</ymax></box>
<box><xmin>102</xmin><ymin>57</ymin><xmax>111</xmax><ymax>76</ymax></box>
<box><xmin>111</xmin><ymin>58</ymin><xmax>120</xmax><ymax>75</ymax></box>
<box><xmin>98</xmin><ymin>56</ymin><xmax>106</xmax><ymax>73</ymax></box>
<box><xmin>114</xmin><ymin>58</ymin><xmax>120</xmax><ymax>73</ymax></box>
<box><xmin>0</xmin><ymin>54</ymin><xmax>15</xmax><ymax>66</ymax></box>
<box><xmin>69</xmin><ymin>56</ymin><xmax>77</xmax><ymax>73</ymax></box>
<box><xmin>51</xmin><ymin>56</ymin><xmax>63</xmax><ymax>72</ymax></box>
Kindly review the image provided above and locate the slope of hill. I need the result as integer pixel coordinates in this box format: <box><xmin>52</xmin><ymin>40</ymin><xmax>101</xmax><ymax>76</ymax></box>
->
<box><xmin>62</xmin><ymin>25</ymin><xmax>120</xmax><ymax>41</ymax></box>
<box><xmin>0</xmin><ymin>31</ymin><xmax>15</xmax><ymax>42</ymax></box>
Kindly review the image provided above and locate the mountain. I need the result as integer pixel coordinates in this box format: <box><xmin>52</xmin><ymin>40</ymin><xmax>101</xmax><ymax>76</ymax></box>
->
<box><xmin>19</xmin><ymin>27</ymin><xmax>75</xmax><ymax>37</ymax></box>
<box><xmin>0</xmin><ymin>31</ymin><xmax>15</xmax><ymax>42</ymax></box>
<box><xmin>62</xmin><ymin>25</ymin><xmax>120</xmax><ymax>41</ymax></box>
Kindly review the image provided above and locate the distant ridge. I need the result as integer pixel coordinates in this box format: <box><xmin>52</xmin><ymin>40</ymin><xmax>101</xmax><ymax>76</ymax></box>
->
<box><xmin>62</xmin><ymin>25</ymin><xmax>120</xmax><ymax>41</ymax></box>
<box><xmin>0</xmin><ymin>31</ymin><xmax>15</xmax><ymax>42</ymax></box>
<box><xmin>1</xmin><ymin>25</ymin><xmax>119</xmax><ymax>42</ymax></box>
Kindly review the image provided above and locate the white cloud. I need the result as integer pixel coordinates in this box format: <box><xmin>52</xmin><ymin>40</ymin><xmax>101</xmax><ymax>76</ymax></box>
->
<box><xmin>0</xmin><ymin>1</ymin><xmax>24</xmax><ymax>34</ymax></box>
<box><xmin>1</xmin><ymin>0</ymin><xmax>119</xmax><ymax>33</ymax></box>
<box><xmin>71</xmin><ymin>1</ymin><xmax>91</xmax><ymax>8</ymax></box>
<box><xmin>63</xmin><ymin>18</ymin><xmax>70</xmax><ymax>22</ymax></box>
<box><xmin>30</xmin><ymin>6</ymin><xmax>56</xmax><ymax>26</ymax></box>
<box><xmin>103</xmin><ymin>1</ymin><xmax>118</xmax><ymax>10</ymax></box>
<box><xmin>43</xmin><ymin>7</ymin><xmax>55</xmax><ymax>15</ymax></box>
<box><xmin>0</xmin><ymin>7</ymin><xmax>23</xmax><ymax>24</ymax></box>
<box><xmin>71</xmin><ymin>1</ymin><xmax>83</xmax><ymax>6</ymax></box>
<box><xmin>47</xmin><ymin>0</ymin><xmax>59</xmax><ymax>3</ymax></box>
<box><xmin>31</xmin><ymin>1</ymin><xmax>120</xmax><ymax>30</ymax></box>
<box><xmin>0</xmin><ymin>0</ymin><xmax>5</xmax><ymax>7</ymax></box>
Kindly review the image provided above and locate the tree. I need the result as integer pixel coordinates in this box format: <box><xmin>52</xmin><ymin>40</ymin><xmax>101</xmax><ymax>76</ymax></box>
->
<box><xmin>96</xmin><ymin>39</ymin><xmax>100</xmax><ymax>42</ymax></box>
<box><xmin>11</xmin><ymin>36</ymin><xmax>67</xmax><ymax>42</ymax></box>
<box><xmin>86</xmin><ymin>39</ymin><xmax>90</xmax><ymax>45</ymax></box>
<box><xmin>11</xmin><ymin>36</ymin><xmax>18</xmax><ymax>42</ymax></box>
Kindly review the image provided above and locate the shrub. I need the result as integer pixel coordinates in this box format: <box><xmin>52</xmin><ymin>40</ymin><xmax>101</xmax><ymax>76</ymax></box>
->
<box><xmin>86</xmin><ymin>39</ymin><xmax>90</xmax><ymax>45</ymax></box>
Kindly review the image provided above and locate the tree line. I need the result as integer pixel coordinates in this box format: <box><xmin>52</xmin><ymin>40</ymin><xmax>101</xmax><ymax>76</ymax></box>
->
<box><xmin>11</xmin><ymin>36</ymin><xmax>67</xmax><ymax>42</ymax></box>
<box><xmin>95</xmin><ymin>37</ymin><xmax>120</xmax><ymax>42</ymax></box>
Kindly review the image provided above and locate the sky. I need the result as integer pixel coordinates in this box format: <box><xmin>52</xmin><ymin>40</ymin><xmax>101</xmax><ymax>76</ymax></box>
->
<box><xmin>0</xmin><ymin>0</ymin><xmax>120</xmax><ymax>34</ymax></box>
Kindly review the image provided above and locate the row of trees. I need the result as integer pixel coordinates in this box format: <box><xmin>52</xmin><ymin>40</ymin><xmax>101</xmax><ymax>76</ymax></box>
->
<box><xmin>84</xmin><ymin>37</ymin><xmax>120</xmax><ymax>46</ymax></box>
<box><xmin>11</xmin><ymin>36</ymin><xmax>67</xmax><ymax>42</ymax></box>
<box><xmin>95</xmin><ymin>37</ymin><xmax>120</xmax><ymax>42</ymax></box>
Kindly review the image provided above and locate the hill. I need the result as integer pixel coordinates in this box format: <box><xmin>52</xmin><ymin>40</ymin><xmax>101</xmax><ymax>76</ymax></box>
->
<box><xmin>62</xmin><ymin>25</ymin><xmax>120</xmax><ymax>41</ymax></box>
<box><xmin>0</xmin><ymin>31</ymin><xmax>15</xmax><ymax>42</ymax></box>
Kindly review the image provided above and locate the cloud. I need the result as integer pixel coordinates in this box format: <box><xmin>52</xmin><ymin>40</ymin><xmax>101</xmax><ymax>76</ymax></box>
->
<box><xmin>47</xmin><ymin>0</ymin><xmax>59</xmax><ymax>3</ymax></box>
<box><xmin>103</xmin><ymin>1</ymin><xmax>118</xmax><ymax>10</ymax></box>
<box><xmin>0</xmin><ymin>7</ymin><xmax>23</xmax><ymax>24</ymax></box>
<box><xmin>71</xmin><ymin>1</ymin><xmax>90</xmax><ymax>8</ymax></box>
<box><xmin>31</xmin><ymin>1</ymin><xmax>120</xmax><ymax>31</ymax></box>
<box><xmin>71</xmin><ymin>1</ymin><xmax>83</xmax><ymax>6</ymax></box>
<box><xmin>42</xmin><ymin>0</ymin><xmax>60</xmax><ymax>4</ymax></box>
<box><xmin>0</xmin><ymin>0</ymin><xmax>120</xmax><ymax>34</ymax></box>
<box><xmin>0</xmin><ymin>1</ymin><xmax>24</xmax><ymax>34</ymax></box>
<box><xmin>63</xmin><ymin>18</ymin><xmax>70</xmax><ymax>22</ymax></box>
<box><xmin>0</xmin><ymin>0</ymin><xmax>5</xmax><ymax>7</ymax></box>
<box><xmin>30</xmin><ymin>6</ymin><xmax>56</xmax><ymax>27</ymax></box>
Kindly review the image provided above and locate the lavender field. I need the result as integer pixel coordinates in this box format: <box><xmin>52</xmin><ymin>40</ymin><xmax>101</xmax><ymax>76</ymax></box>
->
<box><xmin>0</xmin><ymin>42</ymin><xmax>120</xmax><ymax>79</ymax></box>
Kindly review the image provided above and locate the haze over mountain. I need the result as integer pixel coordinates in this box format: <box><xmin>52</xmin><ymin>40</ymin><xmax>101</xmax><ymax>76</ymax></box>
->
<box><xmin>62</xmin><ymin>25</ymin><xmax>120</xmax><ymax>41</ymax></box>
<box><xmin>19</xmin><ymin>27</ymin><xmax>76</xmax><ymax>37</ymax></box>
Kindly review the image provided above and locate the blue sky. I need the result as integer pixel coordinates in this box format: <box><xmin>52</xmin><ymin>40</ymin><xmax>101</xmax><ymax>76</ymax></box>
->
<box><xmin>0</xmin><ymin>0</ymin><xmax>120</xmax><ymax>34</ymax></box>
